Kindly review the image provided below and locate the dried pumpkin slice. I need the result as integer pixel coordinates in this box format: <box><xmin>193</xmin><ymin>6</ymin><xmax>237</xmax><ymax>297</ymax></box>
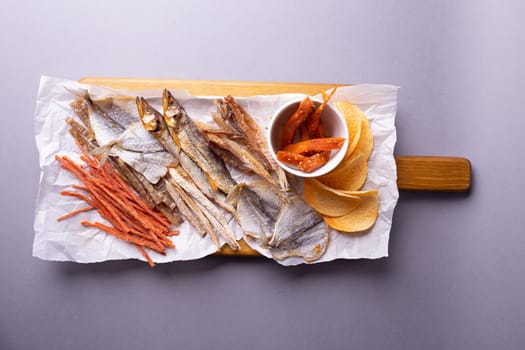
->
<box><xmin>303</xmin><ymin>178</ymin><xmax>361</xmax><ymax>216</ymax></box>
<box><xmin>317</xmin><ymin>151</ymin><xmax>368</xmax><ymax>191</ymax></box>
<box><xmin>322</xmin><ymin>189</ymin><xmax>379</xmax><ymax>232</ymax></box>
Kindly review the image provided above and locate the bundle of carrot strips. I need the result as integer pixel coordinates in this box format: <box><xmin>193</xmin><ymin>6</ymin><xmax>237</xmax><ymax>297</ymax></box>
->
<box><xmin>55</xmin><ymin>152</ymin><xmax>178</xmax><ymax>267</ymax></box>
<box><xmin>277</xmin><ymin>87</ymin><xmax>344</xmax><ymax>173</ymax></box>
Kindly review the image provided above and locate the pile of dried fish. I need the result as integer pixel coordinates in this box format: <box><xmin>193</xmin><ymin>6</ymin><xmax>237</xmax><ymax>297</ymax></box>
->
<box><xmin>63</xmin><ymin>89</ymin><xmax>330</xmax><ymax>263</ymax></box>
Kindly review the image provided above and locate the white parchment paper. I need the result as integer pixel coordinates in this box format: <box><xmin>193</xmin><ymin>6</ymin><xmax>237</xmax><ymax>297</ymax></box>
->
<box><xmin>33</xmin><ymin>76</ymin><xmax>398</xmax><ymax>265</ymax></box>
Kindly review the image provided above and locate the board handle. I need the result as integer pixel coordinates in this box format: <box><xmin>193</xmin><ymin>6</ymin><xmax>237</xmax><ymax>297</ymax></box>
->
<box><xmin>395</xmin><ymin>156</ymin><xmax>471</xmax><ymax>191</ymax></box>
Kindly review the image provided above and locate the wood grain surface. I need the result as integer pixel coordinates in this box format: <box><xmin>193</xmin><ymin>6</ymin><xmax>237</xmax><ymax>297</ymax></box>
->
<box><xmin>79</xmin><ymin>77</ymin><xmax>472</xmax><ymax>256</ymax></box>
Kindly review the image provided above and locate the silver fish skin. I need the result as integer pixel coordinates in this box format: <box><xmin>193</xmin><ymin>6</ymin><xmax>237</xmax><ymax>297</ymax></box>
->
<box><xmin>233</xmin><ymin>181</ymin><xmax>328</xmax><ymax>262</ymax></box>
<box><xmin>114</xmin><ymin>148</ymin><xmax>174</xmax><ymax>184</ymax></box>
<box><xmin>92</xmin><ymin>96</ymin><xmax>139</xmax><ymax>128</ymax></box>
<box><xmin>83</xmin><ymin>94</ymin><xmax>124</xmax><ymax>147</ymax></box>
<box><xmin>268</xmin><ymin>194</ymin><xmax>329</xmax><ymax>262</ymax></box>
<box><xmin>228</xmin><ymin>183</ymin><xmax>278</xmax><ymax>245</ymax></box>
<box><xmin>163</xmin><ymin>89</ymin><xmax>236</xmax><ymax>194</ymax></box>
<box><xmin>113</xmin><ymin>121</ymin><xmax>166</xmax><ymax>153</ymax></box>
<box><xmin>244</xmin><ymin>181</ymin><xmax>283</xmax><ymax>218</ymax></box>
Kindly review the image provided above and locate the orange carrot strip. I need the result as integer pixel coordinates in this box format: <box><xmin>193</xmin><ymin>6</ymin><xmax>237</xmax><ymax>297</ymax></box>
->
<box><xmin>84</xmin><ymin>173</ymin><xmax>169</xmax><ymax>249</ymax></box>
<box><xmin>88</xmin><ymin>187</ymin><xmax>129</xmax><ymax>231</ymax></box>
<box><xmin>81</xmin><ymin>221</ymin><xmax>166</xmax><ymax>255</ymax></box>
<box><xmin>150</xmin><ymin>210</ymin><xmax>172</xmax><ymax>230</ymax></box>
<box><xmin>167</xmin><ymin>230</ymin><xmax>180</xmax><ymax>236</ymax></box>
<box><xmin>88</xmin><ymin>179</ymin><xmax>146</xmax><ymax>224</ymax></box>
<box><xmin>79</xmin><ymin>154</ymin><xmax>99</xmax><ymax>168</ymax></box>
<box><xmin>57</xmin><ymin>151</ymin><xmax>175</xmax><ymax>266</ymax></box>
<box><xmin>280</xmin><ymin>97</ymin><xmax>314</xmax><ymax>148</ymax></box>
<box><xmin>282</xmin><ymin>137</ymin><xmax>346</xmax><ymax>155</ymax></box>
<box><xmin>128</xmin><ymin>228</ymin><xmax>166</xmax><ymax>250</ymax></box>
<box><xmin>56</xmin><ymin>205</ymin><xmax>94</xmax><ymax>221</ymax></box>
<box><xmin>57</xmin><ymin>159</ymin><xmax>89</xmax><ymax>182</ymax></box>
<box><xmin>141</xmin><ymin>208</ymin><xmax>172</xmax><ymax>230</ymax></box>
<box><xmin>135</xmin><ymin>244</ymin><xmax>155</xmax><ymax>268</ymax></box>
<box><xmin>97</xmin><ymin>159</ymin><xmax>172</xmax><ymax>229</ymax></box>
<box><xmin>83</xmin><ymin>188</ymin><xmax>165</xmax><ymax>251</ymax></box>
<box><xmin>158</xmin><ymin>235</ymin><xmax>175</xmax><ymax>248</ymax></box>
<box><xmin>71</xmin><ymin>184</ymin><xmax>89</xmax><ymax>192</ymax></box>
<box><xmin>98</xmin><ymin>162</ymin><xmax>171</xmax><ymax>229</ymax></box>
<box><xmin>308</xmin><ymin>87</ymin><xmax>337</xmax><ymax>137</ymax></box>
<box><xmin>60</xmin><ymin>190</ymin><xmax>92</xmax><ymax>203</ymax></box>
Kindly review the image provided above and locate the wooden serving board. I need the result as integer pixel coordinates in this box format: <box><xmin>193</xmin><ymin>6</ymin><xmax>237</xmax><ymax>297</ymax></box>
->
<box><xmin>79</xmin><ymin>77</ymin><xmax>472</xmax><ymax>256</ymax></box>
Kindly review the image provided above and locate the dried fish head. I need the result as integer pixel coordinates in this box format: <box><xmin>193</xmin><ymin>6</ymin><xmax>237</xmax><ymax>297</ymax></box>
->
<box><xmin>162</xmin><ymin>89</ymin><xmax>184</xmax><ymax>129</ymax></box>
<box><xmin>137</xmin><ymin>97</ymin><xmax>162</xmax><ymax>133</ymax></box>
<box><xmin>136</xmin><ymin>97</ymin><xmax>181</xmax><ymax>157</ymax></box>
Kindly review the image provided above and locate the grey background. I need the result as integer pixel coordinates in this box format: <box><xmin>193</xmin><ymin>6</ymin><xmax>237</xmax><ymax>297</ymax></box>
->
<box><xmin>1</xmin><ymin>0</ymin><xmax>524</xmax><ymax>349</ymax></box>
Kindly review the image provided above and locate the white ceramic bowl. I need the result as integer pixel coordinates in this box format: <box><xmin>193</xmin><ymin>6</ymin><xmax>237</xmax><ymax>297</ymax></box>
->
<box><xmin>267</xmin><ymin>98</ymin><xmax>349</xmax><ymax>178</ymax></box>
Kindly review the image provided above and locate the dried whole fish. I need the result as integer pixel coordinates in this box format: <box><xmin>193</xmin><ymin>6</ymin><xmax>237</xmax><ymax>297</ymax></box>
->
<box><xmin>216</xmin><ymin>96</ymin><xmax>289</xmax><ymax>191</ymax></box>
<box><xmin>137</xmin><ymin>97</ymin><xmax>237</xmax><ymax>216</ymax></box>
<box><xmin>163</xmin><ymin>90</ymin><xmax>237</xmax><ymax>194</ymax></box>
